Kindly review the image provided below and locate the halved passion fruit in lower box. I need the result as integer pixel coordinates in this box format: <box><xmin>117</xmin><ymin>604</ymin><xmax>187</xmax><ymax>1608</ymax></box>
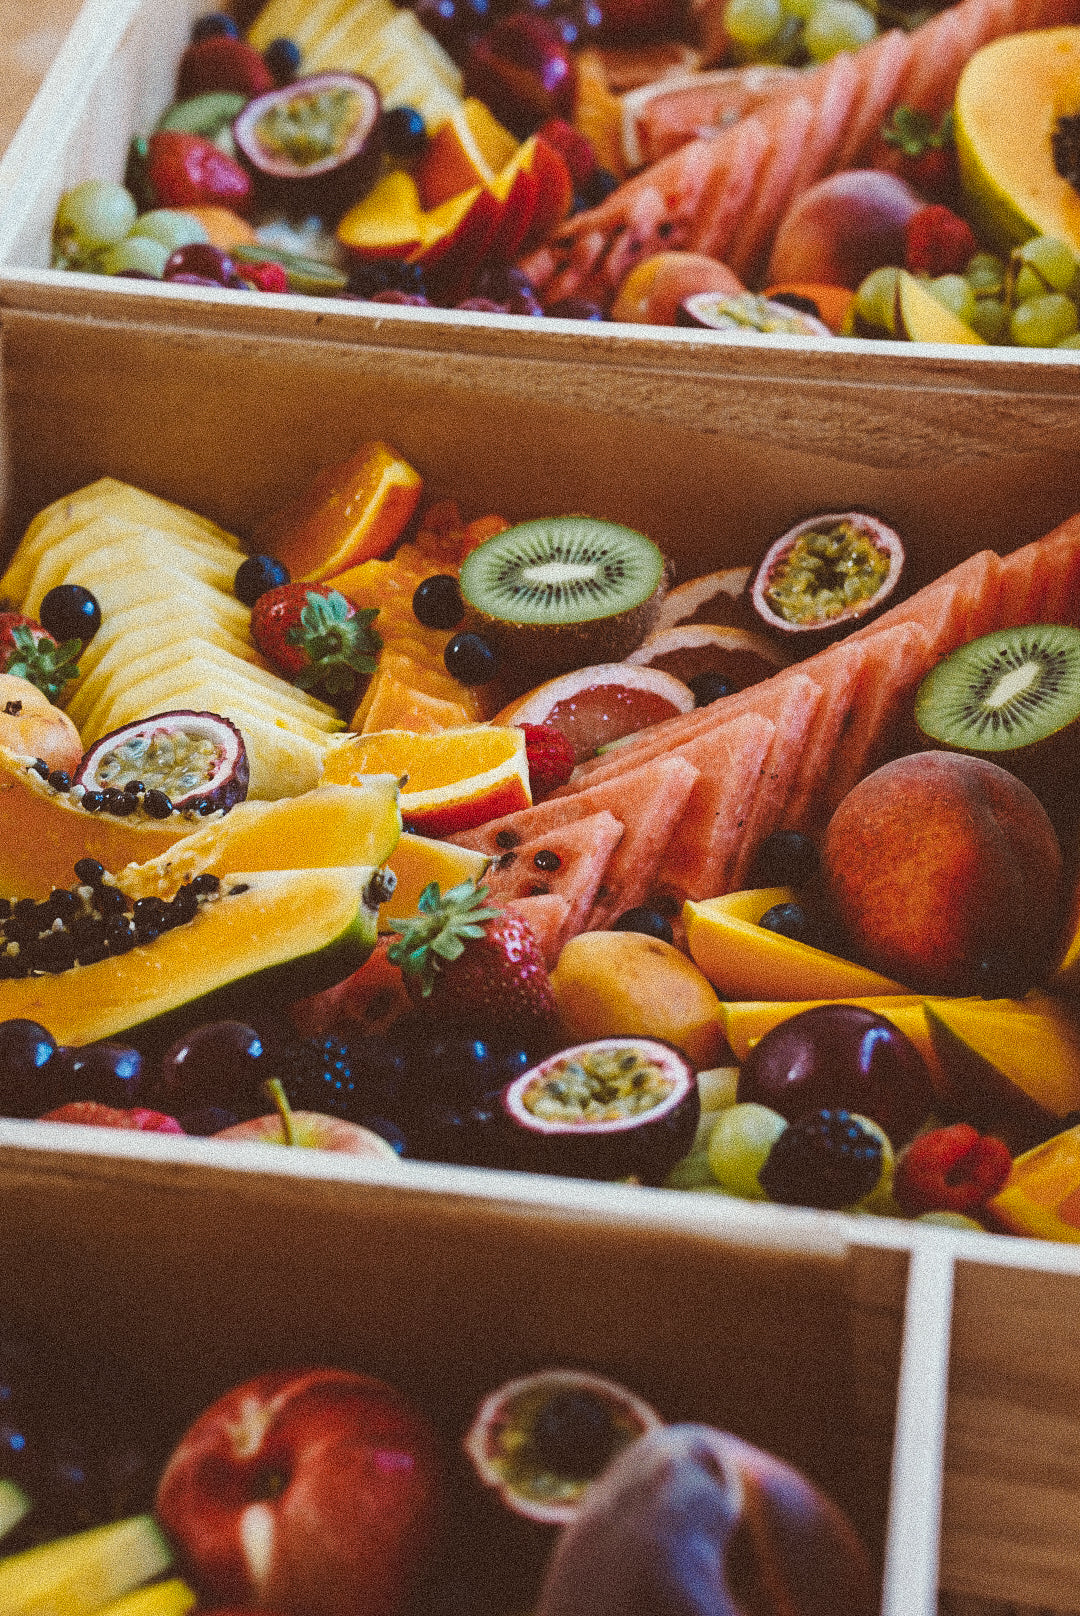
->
<box><xmin>750</xmin><ymin>512</ymin><xmax>906</xmax><ymax>650</ymax></box>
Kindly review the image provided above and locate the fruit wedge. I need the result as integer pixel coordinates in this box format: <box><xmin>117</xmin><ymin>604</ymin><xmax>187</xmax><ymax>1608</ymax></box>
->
<box><xmin>0</xmin><ymin>1514</ymin><xmax>173</xmax><ymax>1616</ymax></box>
<box><xmin>684</xmin><ymin>888</ymin><xmax>908</xmax><ymax>1001</ymax></box>
<box><xmin>322</xmin><ymin>724</ymin><xmax>531</xmax><ymax>835</ymax></box>
<box><xmin>894</xmin><ymin>270</ymin><xmax>985</xmax><ymax>345</ymax></box>
<box><xmin>254</xmin><ymin>440</ymin><xmax>422</xmax><ymax>583</ymax></box>
<box><xmin>0</xmin><ymin>1478</ymin><xmax>31</xmax><ymax>1543</ymax></box>
<box><xmin>382</xmin><ymin>830</ymin><xmax>490</xmax><ymax>925</ymax></box>
<box><xmin>96</xmin><ymin>1580</ymin><xmax>198</xmax><ymax>1616</ymax></box>
<box><xmin>483</xmin><ymin>810</ymin><xmax>625</xmax><ymax>944</ymax></box>
<box><xmin>987</xmin><ymin>1123</ymin><xmax>1080</xmax><ymax>1242</ymax></box>
<box><xmin>417</xmin><ymin>97</ymin><xmax>519</xmax><ymax>209</ymax></box>
<box><xmin>719</xmin><ymin>995</ymin><xmax>945</xmax><ymax>1090</ymax></box>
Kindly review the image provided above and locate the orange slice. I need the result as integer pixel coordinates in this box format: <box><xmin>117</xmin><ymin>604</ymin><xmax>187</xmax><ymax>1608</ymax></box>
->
<box><xmin>323</xmin><ymin>725</ymin><xmax>531</xmax><ymax>836</ymax></box>
<box><xmin>254</xmin><ymin>441</ymin><xmax>423</xmax><ymax>583</ymax></box>
<box><xmin>353</xmin><ymin>673</ymin><xmax>479</xmax><ymax>736</ymax></box>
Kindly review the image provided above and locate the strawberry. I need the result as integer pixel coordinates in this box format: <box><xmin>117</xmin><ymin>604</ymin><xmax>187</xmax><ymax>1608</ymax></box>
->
<box><xmin>0</xmin><ymin>612</ymin><xmax>81</xmax><ymax>702</ymax></box>
<box><xmin>250</xmin><ymin>583</ymin><xmax>381</xmax><ymax>700</ymax></box>
<box><xmin>881</xmin><ymin>106</ymin><xmax>958</xmax><ymax>204</ymax></box>
<box><xmin>903</xmin><ymin>204</ymin><xmax>978</xmax><ymax>278</ymax></box>
<box><xmin>894</xmin><ymin>1123</ymin><xmax>1012</xmax><ymax>1217</ymax></box>
<box><xmin>129</xmin><ymin>132</ymin><xmax>253</xmax><ymax>214</ymax></box>
<box><xmin>177</xmin><ymin>34</ymin><xmax>274</xmax><ymax>99</ymax></box>
<box><xmin>241</xmin><ymin>259</ymin><xmax>290</xmax><ymax>293</ymax></box>
<box><xmin>520</xmin><ymin>722</ymin><xmax>575</xmax><ymax>799</ymax></box>
<box><xmin>387</xmin><ymin>879</ymin><xmax>558</xmax><ymax>1033</ymax></box>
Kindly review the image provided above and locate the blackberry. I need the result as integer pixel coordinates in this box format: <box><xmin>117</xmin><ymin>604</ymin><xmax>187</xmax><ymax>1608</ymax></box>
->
<box><xmin>688</xmin><ymin>671</ymin><xmax>732</xmax><ymax>707</ymax></box>
<box><xmin>234</xmin><ymin>554</ymin><xmax>289</xmax><ymax>606</ymax></box>
<box><xmin>759</xmin><ymin>1109</ymin><xmax>883</xmax><ymax>1210</ymax></box>
<box><xmin>277</xmin><ymin>1034</ymin><xmax>386</xmax><ymax>1124</ymax></box>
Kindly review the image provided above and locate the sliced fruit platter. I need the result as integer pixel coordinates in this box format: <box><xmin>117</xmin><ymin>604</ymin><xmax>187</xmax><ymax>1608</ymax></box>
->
<box><xmin>0</xmin><ymin>1342</ymin><xmax>876</xmax><ymax>1615</ymax></box>
<box><xmin>4</xmin><ymin>428</ymin><xmax>1080</xmax><ymax>1247</ymax></box>
<box><xmin>29</xmin><ymin>0</ymin><xmax>1080</xmax><ymax>348</ymax></box>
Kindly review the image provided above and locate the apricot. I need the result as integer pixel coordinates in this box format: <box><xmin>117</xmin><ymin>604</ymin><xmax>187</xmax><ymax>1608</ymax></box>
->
<box><xmin>610</xmin><ymin>252</ymin><xmax>744</xmax><ymax>326</ymax></box>
<box><xmin>0</xmin><ymin>674</ymin><xmax>82</xmax><ymax>775</ymax></box>
<box><xmin>822</xmin><ymin>752</ymin><xmax>1063</xmax><ymax>996</ymax></box>
<box><xmin>765</xmin><ymin>170</ymin><xmax>922</xmax><ymax>291</ymax></box>
<box><xmin>550</xmin><ymin>930</ymin><xmax>725</xmax><ymax>1068</ymax></box>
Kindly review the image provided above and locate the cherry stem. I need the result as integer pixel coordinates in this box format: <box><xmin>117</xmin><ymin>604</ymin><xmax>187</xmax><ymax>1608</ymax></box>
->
<box><xmin>264</xmin><ymin>1077</ymin><xmax>298</xmax><ymax>1146</ymax></box>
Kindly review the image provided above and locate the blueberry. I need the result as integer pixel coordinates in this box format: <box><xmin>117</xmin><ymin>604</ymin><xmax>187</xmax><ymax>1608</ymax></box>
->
<box><xmin>759</xmin><ymin>1108</ymin><xmax>883</xmax><ymax>1210</ymax></box>
<box><xmin>612</xmin><ymin>906</ymin><xmax>674</xmax><ymax>944</ymax></box>
<box><xmin>759</xmin><ymin>902</ymin><xmax>814</xmax><ymax>943</ymax></box>
<box><xmin>444</xmin><ymin>631</ymin><xmax>497</xmax><ymax>685</ymax></box>
<box><xmin>413</xmin><ymin>574</ymin><xmax>464</xmax><ymax>630</ymax></box>
<box><xmin>752</xmin><ymin>830</ymin><xmax>820</xmax><ymax>888</ymax></box>
<box><xmin>191</xmin><ymin>12</ymin><xmax>238</xmax><ymax>40</ymax></box>
<box><xmin>263</xmin><ymin>36</ymin><xmax>301</xmax><ymax>83</ymax></box>
<box><xmin>381</xmin><ymin>106</ymin><xmax>427</xmax><ymax>158</ymax></box>
<box><xmin>688</xmin><ymin>671</ymin><xmax>732</xmax><ymax>707</ymax></box>
<box><xmin>234</xmin><ymin>554</ymin><xmax>289</xmax><ymax>606</ymax></box>
<box><xmin>39</xmin><ymin>585</ymin><xmax>101</xmax><ymax>644</ymax></box>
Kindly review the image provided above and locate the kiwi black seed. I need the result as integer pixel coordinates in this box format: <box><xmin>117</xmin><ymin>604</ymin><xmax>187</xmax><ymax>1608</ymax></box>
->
<box><xmin>458</xmin><ymin>516</ymin><xmax>668</xmax><ymax>680</ymax></box>
<box><xmin>915</xmin><ymin>624</ymin><xmax>1080</xmax><ymax>755</ymax></box>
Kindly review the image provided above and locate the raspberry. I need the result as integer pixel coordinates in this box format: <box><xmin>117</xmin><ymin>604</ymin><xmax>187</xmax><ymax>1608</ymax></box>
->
<box><xmin>904</xmin><ymin>205</ymin><xmax>978</xmax><ymax>277</ymax></box>
<box><xmin>758</xmin><ymin>1109</ymin><xmax>884</xmax><ymax>1210</ymax></box>
<box><xmin>894</xmin><ymin>1123</ymin><xmax>1012</xmax><ymax>1217</ymax></box>
<box><xmin>521</xmin><ymin>723</ymin><xmax>576</xmax><ymax>799</ymax></box>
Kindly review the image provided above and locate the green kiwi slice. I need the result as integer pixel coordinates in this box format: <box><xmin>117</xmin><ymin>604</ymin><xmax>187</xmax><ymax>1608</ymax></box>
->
<box><xmin>459</xmin><ymin>516</ymin><xmax>669</xmax><ymax>682</ymax></box>
<box><xmin>915</xmin><ymin>624</ymin><xmax>1080</xmax><ymax>751</ymax></box>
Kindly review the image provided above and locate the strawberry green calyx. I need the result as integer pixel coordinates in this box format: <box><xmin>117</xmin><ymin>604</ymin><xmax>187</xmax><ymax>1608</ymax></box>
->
<box><xmin>881</xmin><ymin>106</ymin><xmax>954</xmax><ymax>159</ymax></box>
<box><xmin>2</xmin><ymin>627</ymin><xmax>82</xmax><ymax>702</ymax></box>
<box><xmin>387</xmin><ymin>880</ymin><xmax>503</xmax><ymax>998</ymax></box>
<box><xmin>289</xmin><ymin>590</ymin><xmax>381</xmax><ymax>697</ymax></box>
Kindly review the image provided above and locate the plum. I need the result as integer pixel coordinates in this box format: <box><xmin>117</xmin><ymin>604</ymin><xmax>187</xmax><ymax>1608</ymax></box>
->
<box><xmin>535</xmin><ymin>1424</ymin><xmax>874</xmax><ymax>1616</ymax></box>
<box><xmin>764</xmin><ymin>170</ymin><xmax>923</xmax><ymax>291</ymax></box>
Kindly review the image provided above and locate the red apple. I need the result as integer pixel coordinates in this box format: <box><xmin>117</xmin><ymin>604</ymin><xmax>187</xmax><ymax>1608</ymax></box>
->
<box><xmin>38</xmin><ymin>1102</ymin><xmax>185</xmax><ymax>1132</ymax></box>
<box><xmin>214</xmin><ymin>1109</ymin><xmax>402</xmax><ymax>1160</ymax></box>
<box><xmin>155</xmin><ymin>1367</ymin><xmax>442</xmax><ymax>1616</ymax></box>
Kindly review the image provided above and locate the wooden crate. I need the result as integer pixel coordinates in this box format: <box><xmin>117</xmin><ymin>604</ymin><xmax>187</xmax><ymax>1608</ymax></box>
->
<box><xmin>3</xmin><ymin>0</ymin><xmax>1080</xmax><ymax>380</ymax></box>
<box><xmin>2</xmin><ymin>298</ymin><xmax>1080</xmax><ymax>1615</ymax></box>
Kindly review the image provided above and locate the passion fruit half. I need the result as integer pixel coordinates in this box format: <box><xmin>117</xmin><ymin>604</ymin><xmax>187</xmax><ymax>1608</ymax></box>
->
<box><xmin>75</xmin><ymin>711</ymin><xmax>249</xmax><ymax>815</ymax></box>
<box><xmin>232</xmin><ymin>71</ymin><xmax>382</xmax><ymax>220</ymax></box>
<box><xmin>676</xmin><ymin>291</ymin><xmax>832</xmax><ymax>336</ymax></box>
<box><xmin>498</xmin><ymin>1036</ymin><xmax>699</xmax><ymax>1182</ymax></box>
<box><xmin>750</xmin><ymin>512</ymin><xmax>906</xmax><ymax>647</ymax></box>
<box><xmin>463</xmin><ymin>1368</ymin><xmax>663</xmax><ymax>1527</ymax></box>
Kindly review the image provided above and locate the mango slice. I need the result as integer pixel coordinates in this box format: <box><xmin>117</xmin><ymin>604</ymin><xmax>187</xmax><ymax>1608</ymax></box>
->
<box><xmin>0</xmin><ymin>1515</ymin><xmax>172</xmax><ymax>1616</ymax></box>
<box><xmin>97</xmin><ymin>1580</ymin><xmax>198</xmax><ymax>1616</ymax></box>
<box><xmin>988</xmin><ymin>1122</ymin><xmax>1080</xmax><ymax>1241</ymax></box>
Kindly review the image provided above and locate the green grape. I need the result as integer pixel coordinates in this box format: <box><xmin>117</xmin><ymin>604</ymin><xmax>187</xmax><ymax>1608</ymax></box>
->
<box><xmin>854</xmin><ymin>266</ymin><xmax>900</xmax><ymax>334</ymax></box>
<box><xmin>1013</xmin><ymin>234</ymin><xmax>1079</xmax><ymax>295</ymax></box>
<box><xmin>130</xmin><ymin>209</ymin><xmax>209</xmax><ymax>253</ymax></box>
<box><xmin>965</xmin><ymin>252</ymin><xmax>1005</xmax><ymax>297</ymax></box>
<box><xmin>97</xmin><ymin>235</ymin><xmax>170</xmax><ymax>277</ymax></box>
<box><xmin>851</xmin><ymin>1115</ymin><xmax>896</xmax><ymax>1213</ymax></box>
<box><xmin>969</xmin><ymin>297</ymin><xmax>1008</xmax><ymax>343</ymax></box>
<box><xmin>1013</xmin><ymin>264</ymin><xmax>1045</xmax><ymax>304</ymax></box>
<box><xmin>1057</xmin><ymin>333</ymin><xmax>1080</xmax><ymax>349</ymax></box>
<box><xmin>804</xmin><ymin>0</ymin><xmax>876</xmax><ymax>62</ymax></box>
<box><xmin>707</xmin><ymin>1103</ymin><xmax>788</xmax><ymax>1200</ymax></box>
<box><xmin>781</xmin><ymin>0</ymin><xmax>817</xmax><ymax>19</ymax></box>
<box><xmin>53</xmin><ymin>180</ymin><xmax>138</xmax><ymax>264</ymax></box>
<box><xmin>664</xmin><ymin>1150</ymin><xmax>726</xmax><ymax>1191</ymax></box>
<box><xmin>1010</xmin><ymin>292</ymin><xmax>1080</xmax><ymax>347</ymax></box>
<box><xmin>724</xmin><ymin>0</ymin><xmax>785</xmax><ymax>49</ymax></box>
<box><xmin>917</xmin><ymin>1210</ymin><xmax>984</xmax><ymax>1230</ymax></box>
<box><xmin>929</xmin><ymin>274</ymin><xmax>976</xmax><ymax>325</ymax></box>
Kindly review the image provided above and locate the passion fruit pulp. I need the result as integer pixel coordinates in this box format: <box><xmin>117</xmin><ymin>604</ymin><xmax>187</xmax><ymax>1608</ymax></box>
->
<box><xmin>750</xmin><ymin>512</ymin><xmax>905</xmax><ymax>647</ymax></box>
<box><xmin>232</xmin><ymin>71</ymin><xmax>382</xmax><ymax>220</ymax></box>
<box><xmin>74</xmin><ymin>711</ymin><xmax>248</xmax><ymax>815</ymax></box>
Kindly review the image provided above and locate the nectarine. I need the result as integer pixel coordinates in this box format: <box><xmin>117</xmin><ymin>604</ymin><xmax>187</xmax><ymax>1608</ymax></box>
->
<box><xmin>765</xmin><ymin>171</ymin><xmax>922</xmax><ymax>291</ymax></box>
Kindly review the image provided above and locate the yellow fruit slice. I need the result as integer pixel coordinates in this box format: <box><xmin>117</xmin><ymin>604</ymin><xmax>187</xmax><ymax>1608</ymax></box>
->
<box><xmin>120</xmin><ymin>779</ymin><xmax>402</xmax><ymax>900</ymax></box>
<box><xmin>923</xmin><ymin>992</ymin><xmax>1080</xmax><ymax>1139</ymax></box>
<box><xmin>323</xmin><ymin>724</ymin><xmax>531</xmax><ymax>835</ymax></box>
<box><xmin>0</xmin><ymin>1478</ymin><xmax>31</xmax><ymax>1543</ymax></box>
<box><xmin>719</xmin><ymin>995</ymin><xmax>945</xmax><ymax>1090</ymax></box>
<box><xmin>96</xmin><ymin>1580</ymin><xmax>198</xmax><ymax>1616</ymax></box>
<box><xmin>684</xmin><ymin>888</ymin><xmax>907</xmax><ymax>1002</ymax></box>
<box><xmin>0</xmin><ymin>1515</ymin><xmax>173</xmax><ymax>1616</ymax></box>
<box><xmin>894</xmin><ymin>271</ymin><xmax>985</xmax><ymax>345</ymax></box>
<box><xmin>354</xmin><ymin>671</ymin><xmax>479</xmax><ymax>735</ymax></box>
<box><xmin>955</xmin><ymin>27</ymin><xmax>1080</xmax><ymax>253</ymax></box>
<box><xmin>988</xmin><ymin>1123</ymin><xmax>1080</xmax><ymax>1241</ymax></box>
<box><xmin>383</xmin><ymin>830</ymin><xmax>491</xmax><ymax>925</ymax></box>
<box><xmin>248</xmin><ymin>0</ymin><xmax>364</xmax><ymax>53</ymax></box>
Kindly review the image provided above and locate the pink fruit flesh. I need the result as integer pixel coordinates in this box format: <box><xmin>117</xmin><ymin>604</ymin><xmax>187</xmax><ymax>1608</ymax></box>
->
<box><xmin>765</xmin><ymin>170</ymin><xmax>923</xmax><ymax>291</ymax></box>
<box><xmin>544</xmin><ymin>686</ymin><xmax>685</xmax><ymax>761</ymax></box>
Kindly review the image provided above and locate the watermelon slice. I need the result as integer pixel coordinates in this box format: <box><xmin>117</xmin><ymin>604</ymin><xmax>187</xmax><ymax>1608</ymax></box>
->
<box><xmin>450</xmin><ymin>754</ymin><xmax>700</xmax><ymax>933</ymax></box>
<box><xmin>995</xmin><ymin>514</ymin><xmax>1080</xmax><ymax>629</ymax></box>
<box><xmin>484</xmin><ymin>811</ymin><xmax>625</xmax><ymax>945</ymax></box>
<box><xmin>846</xmin><ymin>549</ymin><xmax>1003</xmax><ymax>661</ymax></box>
<box><xmin>728</xmin><ymin>673</ymin><xmax>822</xmax><ymax>891</ymax></box>
<box><xmin>656</xmin><ymin>711</ymin><xmax>776</xmax><ymax>901</ymax></box>
<box><xmin>821</xmin><ymin>619</ymin><xmax>934</xmax><ymax>817</ymax></box>
<box><xmin>779</xmin><ymin>639</ymin><xmax>869</xmax><ymax>834</ymax></box>
<box><xmin>502</xmin><ymin>894</ymin><xmax>572</xmax><ymax>967</ymax></box>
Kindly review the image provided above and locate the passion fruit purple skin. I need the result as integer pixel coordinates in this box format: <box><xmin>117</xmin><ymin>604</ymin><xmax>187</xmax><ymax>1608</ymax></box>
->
<box><xmin>74</xmin><ymin>711</ymin><xmax>249</xmax><ymax>815</ymax></box>
<box><xmin>232</xmin><ymin>71</ymin><xmax>382</xmax><ymax>221</ymax></box>
<box><xmin>463</xmin><ymin>1368</ymin><xmax>663</xmax><ymax>1527</ymax></box>
<box><xmin>498</xmin><ymin>1037</ymin><xmax>699</xmax><ymax>1183</ymax></box>
<box><xmin>736</xmin><ymin>1003</ymin><xmax>933</xmax><ymax>1146</ymax></box>
<box><xmin>749</xmin><ymin>511</ymin><xmax>905</xmax><ymax>648</ymax></box>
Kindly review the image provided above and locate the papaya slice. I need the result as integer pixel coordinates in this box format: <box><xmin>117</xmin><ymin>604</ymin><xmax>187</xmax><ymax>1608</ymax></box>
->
<box><xmin>0</xmin><ymin>866</ymin><xmax>386</xmax><ymax>1048</ymax></box>
<box><xmin>987</xmin><ymin>1123</ymin><xmax>1080</xmax><ymax>1242</ymax></box>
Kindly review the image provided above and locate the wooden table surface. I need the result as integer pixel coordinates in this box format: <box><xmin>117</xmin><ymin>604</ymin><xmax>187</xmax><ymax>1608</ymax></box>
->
<box><xmin>0</xmin><ymin>0</ymin><xmax>86</xmax><ymax>156</ymax></box>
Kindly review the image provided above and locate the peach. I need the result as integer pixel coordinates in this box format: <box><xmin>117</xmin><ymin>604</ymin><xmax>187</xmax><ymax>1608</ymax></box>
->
<box><xmin>610</xmin><ymin>252</ymin><xmax>744</xmax><ymax>325</ymax></box>
<box><xmin>0</xmin><ymin>673</ymin><xmax>83</xmax><ymax>775</ymax></box>
<box><xmin>764</xmin><ymin>170</ymin><xmax>923</xmax><ymax>291</ymax></box>
<box><xmin>822</xmin><ymin>752</ymin><xmax>1064</xmax><ymax>996</ymax></box>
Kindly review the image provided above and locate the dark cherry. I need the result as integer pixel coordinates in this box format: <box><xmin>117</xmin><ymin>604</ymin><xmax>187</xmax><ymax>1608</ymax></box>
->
<box><xmin>0</xmin><ymin>1020</ymin><xmax>60</xmax><ymax>1119</ymax></box>
<box><xmin>234</xmin><ymin>554</ymin><xmax>290</xmax><ymax>606</ymax></box>
<box><xmin>263</xmin><ymin>36</ymin><xmax>302</xmax><ymax>83</ymax></box>
<box><xmin>39</xmin><ymin>585</ymin><xmax>101</xmax><ymax>644</ymax></box>
<box><xmin>163</xmin><ymin>244</ymin><xmax>240</xmax><ymax>287</ymax></box>
<box><xmin>158</xmin><ymin>1021</ymin><xmax>267</xmax><ymax>1112</ymax></box>
<box><xmin>737</xmin><ymin>1004</ymin><xmax>933</xmax><ymax>1146</ymax></box>
<box><xmin>444</xmin><ymin>632</ymin><xmax>497</xmax><ymax>685</ymax></box>
<box><xmin>192</xmin><ymin>12</ymin><xmax>239</xmax><ymax>40</ymax></box>
<box><xmin>49</xmin><ymin>1044</ymin><xmax>144</xmax><ymax>1108</ymax></box>
<box><xmin>413</xmin><ymin>575</ymin><xmax>464</xmax><ymax>630</ymax></box>
<box><xmin>612</xmin><ymin>906</ymin><xmax>674</xmax><ymax>943</ymax></box>
<box><xmin>752</xmin><ymin>830</ymin><xmax>820</xmax><ymax>888</ymax></box>
<box><xmin>381</xmin><ymin>105</ymin><xmax>428</xmax><ymax>158</ymax></box>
